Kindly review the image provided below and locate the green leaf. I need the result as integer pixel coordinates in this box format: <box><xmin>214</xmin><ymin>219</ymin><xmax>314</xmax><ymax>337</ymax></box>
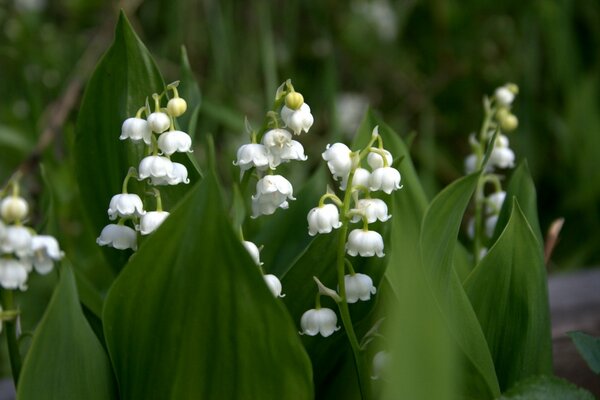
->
<box><xmin>74</xmin><ymin>12</ymin><xmax>200</xmax><ymax>272</ymax></box>
<box><xmin>464</xmin><ymin>199</ymin><xmax>552</xmax><ymax>391</ymax></box>
<box><xmin>418</xmin><ymin>174</ymin><xmax>501</xmax><ymax>399</ymax></box>
<box><xmin>498</xmin><ymin>375</ymin><xmax>595</xmax><ymax>400</ymax></box>
<box><xmin>177</xmin><ymin>45</ymin><xmax>202</xmax><ymax>138</ymax></box>
<box><xmin>17</xmin><ymin>266</ymin><xmax>117</xmax><ymax>400</ymax></box>
<box><xmin>568</xmin><ymin>331</ymin><xmax>600</xmax><ymax>374</ymax></box>
<box><xmin>103</xmin><ymin>172</ymin><xmax>313</xmax><ymax>399</ymax></box>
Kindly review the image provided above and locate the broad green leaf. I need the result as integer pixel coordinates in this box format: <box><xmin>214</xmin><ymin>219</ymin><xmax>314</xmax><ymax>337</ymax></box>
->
<box><xmin>103</xmin><ymin>172</ymin><xmax>313</xmax><ymax>399</ymax></box>
<box><xmin>464</xmin><ymin>200</ymin><xmax>552</xmax><ymax>391</ymax></box>
<box><xmin>17</xmin><ymin>266</ymin><xmax>117</xmax><ymax>400</ymax></box>
<box><xmin>419</xmin><ymin>174</ymin><xmax>500</xmax><ymax>399</ymax></box>
<box><xmin>568</xmin><ymin>331</ymin><xmax>600</xmax><ymax>374</ymax></box>
<box><xmin>498</xmin><ymin>375</ymin><xmax>594</xmax><ymax>400</ymax></box>
<box><xmin>177</xmin><ymin>45</ymin><xmax>202</xmax><ymax>138</ymax></box>
<box><xmin>74</xmin><ymin>12</ymin><xmax>200</xmax><ymax>272</ymax></box>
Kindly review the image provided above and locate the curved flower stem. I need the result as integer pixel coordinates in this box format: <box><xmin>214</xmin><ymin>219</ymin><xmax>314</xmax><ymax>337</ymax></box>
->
<box><xmin>1</xmin><ymin>290</ymin><xmax>22</xmax><ymax>385</ymax></box>
<box><xmin>336</xmin><ymin>169</ymin><xmax>371</xmax><ymax>400</ymax></box>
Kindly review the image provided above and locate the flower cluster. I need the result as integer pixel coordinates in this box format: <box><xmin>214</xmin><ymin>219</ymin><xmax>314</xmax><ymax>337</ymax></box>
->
<box><xmin>300</xmin><ymin>126</ymin><xmax>401</xmax><ymax>337</ymax></box>
<box><xmin>97</xmin><ymin>82</ymin><xmax>192</xmax><ymax>251</ymax></box>
<box><xmin>241</xmin><ymin>239</ymin><xmax>284</xmax><ymax>298</ymax></box>
<box><xmin>0</xmin><ymin>183</ymin><xmax>64</xmax><ymax>290</ymax></box>
<box><xmin>234</xmin><ymin>80</ymin><xmax>311</xmax><ymax>218</ymax></box>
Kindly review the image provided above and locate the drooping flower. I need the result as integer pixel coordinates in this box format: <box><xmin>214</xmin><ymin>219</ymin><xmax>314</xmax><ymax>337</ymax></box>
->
<box><xmin>343</xmin><ymin>273</ymin><xmax>377</xmax><ymax>303</ymax></box>
<box><xmin>147</xmin><ymin>111</ymin><xmax>170</xmax><ymax>133</ymax></box>
<box><xmin>264</xmin><ymin>274</ymin><xmax>284</xmax><ymax>298</ymax></box>
<box><xmin>371</xmin><ymin>351</ymin><xmax>390</xmax><ymax>380</ymax></box>
<box><xmin>322</xmin><ymin>143</ymin><xmax>352</xmax><ymax>181</ymax></box>
<box><xmin>281</xmin><ymin>103</ymin><xmax>314</xmax><ymax>135</ymax></box>
<box><xmin>367</xmin><ymin>149</ymin><xmax>393</xmax><ymax>170</ymax></box>
<box><xmin>167</xmin><ymin>97</ymin><xmax>187</xmax><ymax>117</ymax></box>
<box><xmin>96</xmin><ymin>224</ymin><xmax>137</xmax><ymax>251</ymax></box>
<box><xmin>346</xmin><ymin>229</ymin><xmax>385</xmax><ymax>257</ymax></box>
<box><xmin>251</xmin><ymin>175</ymin><xmax>295</xmax><ymax>217</ymax></box>
<box><xmin>369</xmin><ymin>167</ymin><xmax>401</xmax><ymax>194</ymax></box>
<box><xmin>150</xmin><ymin>162</ymin><xmax>190</xmax><ymax>186</ymax></box>
<box><xmin>242</xmin><ymin>240</ymin><xmax>262</xmax><ymax>266</ymax></box>
<box><xmin>341</xmin><ymin>167</ymin><xmax>370</xmax><ymax>191</ymax></box>
<box><xmin>30</xmin><ymin>235</ymin><xmax>64</xmax><ymax>274</ymax></box>
<box><xmin>0</xmin><ymin>196</ymin><xmax>29</xmax><ymax>223</ymax></box>
<box><xmin>0</xmin><ymin>225</ymin><xmax>33</xmax><ymax>257</ymax></box>
<box><xmin>307</xmin><ymin>204</ymin><xmax>342</xmax><ymax>236</ymax></box>
<box><xmin>494</xmin><ymin>86</ymin><xmax>515</xmax><ymax>106</ymax></box>
<box><xmin>157</xmin><ymin>130</ymin><xmax>193</xmax><ymax>156</ymax></box>
<box><xmin>137</xmin><ymin>211</ymin><xmax>169</xmax><ymax>235</ymax></box>
<box><xmin>489</xmin><ymin>147</ymin><xmax>515</xmax><ymax>169</ymax></box>
<box><xmin>0</xmin><ymin>259</ymin><xmax>29</xmax><ymax>290</ymax></box>
<box><xmin>120</xmin><ymin>117</ymin><xmax>152</xmax><ymax>145</ymax></box>
<box><xmin>138</xmin><ymin>156</ymin><xmax>174</xmax><ymax>182</ymax></box>
<box><xmin>261</xmin><ymin>129</ymin><xmax>308</xmax><ymax>168</ymax></box>
<box><xmin>108</xmin><ymin>193</ymin><xmax>145</xmax><ymax>220</ymax></box>
<box><xmin>350</xmin><ymin>198</ymin><xmax>391</xmax><ymax>223</ymax></box>
<box><xmin>486</xmin><ymin>191</ymin><xmax>506</xmax><ymax>214</ymax></box>
<box><xmin>300</xmin><ymin>308</ymin><xmax>340</xmax><ymax>337</ymax></box>
<box><xmin>233</xmin><ymin>143</ymin><xmax>270</xmax><ymax>177</ymax></box>
<box><xmin>485</xmin><ymin>215</ymin><xmax>499</xmax><ymax>238</ymax></box>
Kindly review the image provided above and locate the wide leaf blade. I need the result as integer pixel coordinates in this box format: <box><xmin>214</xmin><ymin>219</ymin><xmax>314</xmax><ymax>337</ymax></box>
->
<box><xmin>568</xmin><ymin>331</ymin><xmax>600</xmax><ymax>374</ymax></box>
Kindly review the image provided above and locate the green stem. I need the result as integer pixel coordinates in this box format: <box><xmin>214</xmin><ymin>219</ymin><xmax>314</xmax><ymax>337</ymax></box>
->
<box><xmin>1</xmin><ymin>290</ymin><xmax>22</xmax><ymax>385</ymax></box>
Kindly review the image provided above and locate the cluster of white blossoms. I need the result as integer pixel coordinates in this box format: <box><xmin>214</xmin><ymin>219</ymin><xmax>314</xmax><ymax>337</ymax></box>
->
<box><xmin>97</xmin><ymin>82</ymin><xmax>192</xmax><ymax>251</ymax></box>
<box><xmin>234</xmin><ymin>80</ymin><xmax>313</xmax><ymax>299</ymax></box>
<box><xmin>300</xmin><ymin>126</ymin><xmax>401</xmax><ymax>337</ymax></box>
<box><xmin>0</xmin><ymin>183</ymin><xmax>64</xmax><ymax>290</ymax></box>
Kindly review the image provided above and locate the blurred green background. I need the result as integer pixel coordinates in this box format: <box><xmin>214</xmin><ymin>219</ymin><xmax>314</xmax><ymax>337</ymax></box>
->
<box><xmin>1</xmin><ymin>0</ymin><xmax>599</xmax><ymax>278</ymax></box>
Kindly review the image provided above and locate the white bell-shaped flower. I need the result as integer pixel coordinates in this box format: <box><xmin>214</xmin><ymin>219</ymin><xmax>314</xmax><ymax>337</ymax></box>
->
<box><xmin>371</xmin><ymin>351</ymin><xmax>390</xmax><ymax>380</ymax></box>
<box><xmin>367</xmin><ymin>149</ymin><xmax>393</xmax><ymax>170</ymax></box>
<box><xmin>137</xmin><ymin>211</ymin><xmax>169</xmax><ymax>235</ymax></box>
<box><xmin>322</xmin><ymin>143</ymin><xmax>352</xmax><ymax>181</ymax></box>
<box><xmin>157</xmin><ymin>130</ymin><xmax>193</xmax><ymax>155</ymax></box>
<box><xmin>0</xmin><ymin>259</ymin><xmax>29</xmax><ymax>290</ymax></box>
<box><xmin>300</xmin><ymin>308</ymin><xmax>340</xmax><ymax>337</ymax></box>
<box><xmin>1</xmin><ymin>226</ymin><xmax>33</xmax><ymax>257</ymax></box>
<box><xmin>120</xmin><ymin>117</ymin><xmax>152</xmax><ymax>145</ymax></box>
<box><xmin>466</xmin><ymin>217</ymin><xmax>475</xmax><ymax>240</ymax></box>
<box><xmin>138</xmin><ymin>156</ymin><xmax>174</xmax><ymax>182</ymax></box>
<box><xmin>485</xmin><ymin>215</ymin><xmax>499</xmax><ymax>238</ymax></box>
<box><xmin>341</xmin><ymin>167</ymin><xmax>370</xmax><ymax>191</ymax></box>
<box><xmin>494</xmin><ymin>86</ymin><xmax>515</xmax><ymax>106</ymax></box>
<box><xmin>242</xmin><ymin>240</ymin><xmax>262</xmax><ymax>266</ymax></box>
<box><xmin>1</xmin><ymin>196</ymin><xmax>29</xmax><ymax>223</ymax></box>
<box><xmin>343</xmin><ymin>273</ymin><xmax>377</xmax><ymax>303</ymax></box>
<box><xmin>108</xmin><ymin>193</ymin><xmax>145</xmax><ymax>220</ymax></box>
<box><xmin>251</xmin><ymin>175</ymin><xmax>295</xmax><ymax>217</ymax></box>
<box><xmin>486</xmin><ymin>191</ymin><xmax>506</xmax><ymax>214</ymax></box>
<box><xmin>261</xmin><ymin>129</ymin><xmax>307</xmax><ymax>168</ymax></box>
<box><xmin>369</xmin><ymin>167</ymin><xmax>401</xmax><ymax>194</ymax></box>
<box><xmin>234</xmin><ymin>143</ymin><xmax>270</xmax><ymax>176</ymax></box>
<box><xmin>281</xmin><ymin>103</ymin><xmax>314</xmax><ymax>135</ymax></box>
<box><xmin>30</xmin><ymin>235</ymin><xmax>64</xmax><ymax>274</ymax></box>
<box><xmin>150</xmin><ymin>162</ymin><xmax>190</xmax><ymax>186</ymax></box>
<box><xmin>490</xmin><ymin>147</ymin><xmax>515</xmax><ymax>169</ymax></box>
<box><xmin>346</xmin><ymin>229</ymin><xmax>385</xmax><ymax>257</ymax></box>
<box><xmin>96</xmin><ymin>224</ymin><xmax>137</xmax><ymax>251</ymax></box>
<box><xmin>351</xmin><ymin>198</ymin><xmax>391</xmax><ymax>223</ymax></box>
<box><xmin>264</xmin><ymin>274</ymin><xmax>284</xmax><ymax>298</ymax></box>
<box><xmin>147</xmin><ymin>111</ymin><xmax>170</xmax><ymax>133</ymax></box>
<box><xmin>307</xmin><ymin>204</ymin><xmax>342</xmax><ymax>236</ymax></box>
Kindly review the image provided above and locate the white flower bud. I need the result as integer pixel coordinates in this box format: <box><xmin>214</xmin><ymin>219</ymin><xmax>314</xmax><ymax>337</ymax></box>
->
<box><xmin>234</xmin><ymin>144</ymin><xmax>270</xmax><ymax>176</ymax></box>
<box><xmin>157</xmin><ymin>130</ymin><xmax>193</xmax><ymax>155</ymax></box>
<box><xmin>147</xmin><ymin>112</ymin><xmax>171</xmax><ymax>133</ymax></box>
<box><xmin>341</xmin><ymin>167</ymin><xmax>370</xmax><ymax>191</ymax></box>
<box><xmin>97</xmin><ymin>224</ymin><xmax>137</xmax><ymax>251</ymax></box>
<box><xmin>242</xmin><ymin>240</ymin><xmax>262</xmax><ymax>266</ymax></box>
<box><xmin>485</xmin><ymin>215</ymin><xmax>499</xmax><ymax>238</ymax></box>
<box><xmin>367</xmin><ymin>149</ymin><xmax>393</xmax><ymax>170</ymax></box>
<box><xmin>120</xmin><ymin>117</ymin><xmax>152</xmax><ymax>145</ymax></box>
<box><xmin>350</xmin><ymin>198</ymin><xmax>391</xmax><ymax>223</ymax></box>
<box><xmin>346</xmin><ymin>229</ymin><xmax>385</xmax><ymax>257</ymax></box>
<box><xmin>494</xmin><ymin>86</ymin><xmax>515</xmax><ymax>106</ymax></box>
<box><xmin>108</xmin><ymin>193</ymin><xmax>145</xmax><ymax>220</ymax></box>
<box><xmin>0</xmin><ymin>225</ymin><xmax>33</xmax><ymax>257</ymax></box>
<box><xmin>1</xmin><ymin>196</ymin><xmax>29</xmax><ymax>223</ymax></box>
<box><xmin>30</xmin><ymin>235</ymin><xmax>64</xmax><ymax>275</ymax></box>
<box><xmin>486</xmin><ymin>191</ymin><xmax>506</xmax><ymax>214</ymax></box>
<box><xmin>343</xmin><ymin>273</ymin><xmax>377</xmax><ymax>303</ymax></box>
<box><xmin>281</xmin><ymin>103</ymin><xmax>314</xmax><ymax>135</ymax></box>
<box><xmin>371</xmin><ymin>351</ymin><xmax>390</xmax><ymax>380</ymax></box>
<box><xmin>300</xmin><ymin>308</ymin><xmax>340</xmax><ymax>337</ymax></box>
<box><xmin>264</xmin><ymin>274</ymin><xmax>284</xmax><ymax>298</ymax></box>
<box><xmin>138</xmin><ymin>156</ymin><xmax>174</xmax><ymax>182</ymax></box>
<box><xmin>0</xmin><ymin>259</ymin><xmax>29</xmax><ymax>290</ymax></box>
<box><xmin>307</xmin><ymin>204</ymin><xmax>342</xmax><ymax>236</ymax></box>
<box><xmin>369</xmin><ymin>167</ymin><xmax>401</xmax><ymax>194</ymax></box>
<box><xmin>167</xmin><ymin>97</ymin><xmax>187</xmax><ymax>117</ymax></box>
<box><xmin>251</xmin><ymin>175</ymin><xmax>295</xmax><ymax>217</ymax></box>
<box><xmin>322</xmin><ymin>143</ymin><xmax>352</xmax><ymax>181</ymax></box>
<box><xmin>137</xmin><ymin>211</ymin><xmax>169</xmax><ymax>235</ymax></box>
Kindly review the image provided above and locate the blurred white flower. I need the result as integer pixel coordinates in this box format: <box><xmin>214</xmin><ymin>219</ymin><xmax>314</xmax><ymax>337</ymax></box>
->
<box><xmin>489</xmin><ymin>147</ymin><xmax>515</xmax><ymax>169</ymax></box>
<box><xmin>300</xmin><ymin>308</ymin><xmax>340</xmax><ymax>337</ymax></box>
<box><xmin>0</xmin><ymin>225</ymin><xmax>33</xmax><ymax>257</ymax></box>
<box><xmin>367</xmin><ymin>150</ymin><xmax>393</xmax><ymax>170</ymax></box>
<box><xmin>157</xmin><ymin>130</ymin><xmax>193</xmax><ymax>155</ymax></box>
<box><xmin>350</xmin><ymin>198</ymin><xmax>391</xmax><ymax>223</ymax></box>
<box><xmin>353</xmin><ymin>1</ymin><xmax>398</xmax><ymax>42</ymax></box>
<box><xmin>369</xmin><ymin>167</ymin><xmax>401</xmax><ymax>194</ymax></box>
<box><xmin>494</xmin><ymin>86</ymin><xmax>515</xmax><ymax>106</ymax></box>
<box><xmin>0</xmin><ymin>259</ymin><xmax>29</xmax><ymax>290</ymax></box>
<box><xmin>242</xmin><ymin>240</ymin><xmax>262</xmax><ymax>266</ymax></box>
<box><xmin>108</xmin><ymin>193</ymin><xmax>145</xmax><ymax>220</ymax></box>
<box><xmin>485</xmin><ymin>215</ymin><xmax>499</xmax><ymax>238</ymax></box>
<box><xmin>486</xmin><ymin>191</ymin><xmax>506</xmax><ymax>214</ymax></box>
<box><xmin>120</xmin><ymin>117</ymin><xmax>152</xmax><ymax>145</ymax></box>
<box><xmin>281</xmin><ymin>103</ymin><xmax>313</xmax><ymax>135</ymax></box>
<box><xmin>264</xmin><ymin>274</ymin><xmax>284</xmax><ymax>298</ymax></box>
<box><xmin>251</xmin><ymin>175</ymin><xmax>295</xmax><ymax>217</ymax></box>
<box><xmin>0</xmin><ymin>196</ymin><xmax>29</xmax><ymax>223</ymax></box>
<box><xmin>137</xmin><ymin>211</ymin><xmax>169</xmax><ymax>235</ymax></box>
<box><xmin>30</xmin><ymin>235</ymin><xmax>64</xmax><ymax>274</ymax></box>
<box><xmin>343</xmin><ymin>273</ymin><xmax>376</xmax><ymax>303</ymax></box>
<box><xmin>307</xmin><ymin>204</ymin><xmax>342</xmax><ymax>236</ymax></box>
<box><xmin>335</xmin><ymin>93</ymin><xmax>369</xmax><ymax>135</ymax></box>
<box><xmin>371</xmin><ymin>351</ymin><xmax>390</xmax><ymax>380</ymax></box>
<box><xmin>97</xmin><ymin>224</ymin><xmax>137</xmax><ymax>251</ymax></box>
<box><xmin>147</xmin><ymin>111</ymin><xmax>170</xmax><ymax>133</ymax></box>
<box><xmin>346</xmin><ymin>229</ymin><xmax>385</xmax><ymax>257</ymax></box>
<box><xmin>322</xmin><ymin>143</ymin><xmax>353</xmax><ymax>181</ymax></box>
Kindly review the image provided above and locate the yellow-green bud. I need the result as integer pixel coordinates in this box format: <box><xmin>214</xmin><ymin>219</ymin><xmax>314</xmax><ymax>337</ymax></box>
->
<box><xmin>505</xmin><ymin>83</ymin><xmax>519</xmax><ymax>95</ymax></box>
<box><xmin>285</xmin><ymin>92</ymin><xmax>304</xmax><ymax>110</ymax></box>
<box><xmin>167</xmin><ymin>98</ymin><xmax>187</xmax><ymax>117</ymax></box>
<box><xmin>500</xmin><ymin>113</ymin><xmax>518</xmax><ymax>132</ymax></box>
<box><xmin>0</xmin><ymin>196</ymin><xmax>29</xmax><ymax>223</ymax></box>
<box><xmin>495</xmin><ymin>108</ymin><xmax>510</xmax><ymax>121</ymax></box>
